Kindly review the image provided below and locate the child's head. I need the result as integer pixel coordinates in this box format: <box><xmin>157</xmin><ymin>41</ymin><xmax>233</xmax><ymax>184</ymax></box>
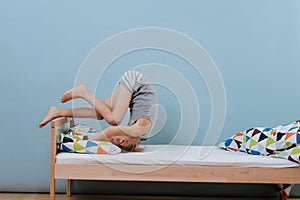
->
<box><xmin>110</xmin><ymin>135</ymin><xmax>141</xmax><ymax>152</ymax></box>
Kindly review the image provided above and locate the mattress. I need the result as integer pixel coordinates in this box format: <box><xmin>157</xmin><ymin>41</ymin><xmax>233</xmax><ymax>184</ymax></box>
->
<box><xmin>56</xmin><ymin>145</ymin><xmax>299</xmax><ymax>168</ymax></box>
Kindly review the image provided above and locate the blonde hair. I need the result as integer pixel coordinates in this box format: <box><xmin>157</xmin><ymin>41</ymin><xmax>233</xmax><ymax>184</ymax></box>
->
<box><xmin>120</xmin><ymin>143</ymin><xmax>144</xmax><ymax>152</ymax></box>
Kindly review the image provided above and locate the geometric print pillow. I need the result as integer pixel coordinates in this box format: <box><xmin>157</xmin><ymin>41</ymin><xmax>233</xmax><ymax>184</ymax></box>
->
<box><xmin>60</xmin><ymin>139</ymin><xmax>121</xmax><ymax>155</ymax></box>
<box><xmin>58</xmin><ymin>123</ymin><xmax>121</xmax><ymax>155</ymax></box>
<box><xmin>218</xmin><ymin>120</ymin><xmax>300</xmax><ymax>164</ymax></box>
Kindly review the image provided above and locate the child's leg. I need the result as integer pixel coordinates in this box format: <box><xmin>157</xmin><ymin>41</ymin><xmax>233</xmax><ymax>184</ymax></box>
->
<box><xmin>61</xmin><ymin>84</ymin><xmax>131</xmax><ymax>126</ymax></box>
<box><xmin>39</xmin><ymin>106</ymin><xmax>101</xmax><ymax>128</ymax></box>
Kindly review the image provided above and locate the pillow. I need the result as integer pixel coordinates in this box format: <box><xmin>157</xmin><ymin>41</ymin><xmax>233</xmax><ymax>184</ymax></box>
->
<box><xmin>58</xmin><ymin>123</ymin><xmax>121</xmax><ymax>155</ymax></box>
<box><xmin>218</xmin><ymin>120</ymin><xmax>300</xmax><ymax>163</ymax></box>
<box><xmin>60</xmin><ymin>139</ymin><xmax>121</xmax><ymax>155</ymax></box>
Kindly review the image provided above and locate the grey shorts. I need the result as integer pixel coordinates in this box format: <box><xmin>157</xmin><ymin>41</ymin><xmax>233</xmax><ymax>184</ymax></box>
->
<box><xmin>119</xmin><ymin>70</ymin><xmax>157</xmax><ymax>140</ymax></box>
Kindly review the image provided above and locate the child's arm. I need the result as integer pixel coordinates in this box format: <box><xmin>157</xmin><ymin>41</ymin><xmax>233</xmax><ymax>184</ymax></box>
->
<box><xmin>90</xmin><ymin>119</ymin><xmax>151</xmax><ymax>141</ymax></box>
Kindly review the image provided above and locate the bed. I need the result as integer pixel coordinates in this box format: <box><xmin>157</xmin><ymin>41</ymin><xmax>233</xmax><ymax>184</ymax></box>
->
<box><xmin>50</xmin><ymin>117</ymin><xmax>300</xmax><ymax>200</ymax></box>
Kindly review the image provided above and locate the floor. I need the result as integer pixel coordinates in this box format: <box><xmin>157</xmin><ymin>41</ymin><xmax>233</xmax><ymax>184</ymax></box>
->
<box><xmin>1</xmin><ymin>193</ymin><xmax>300</xmax><ymax>200</ymax></box>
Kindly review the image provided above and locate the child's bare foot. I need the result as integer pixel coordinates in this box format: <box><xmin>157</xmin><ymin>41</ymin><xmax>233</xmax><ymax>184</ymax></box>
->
<box><xmin>61</xmin><ymin>85</ymin><xmax>88</xmax><ymax>103</ymax></box>
<box><xmin>39</xmin><ymin>106</ymin><xmax>59</xmax><ymax>128</ymax></box>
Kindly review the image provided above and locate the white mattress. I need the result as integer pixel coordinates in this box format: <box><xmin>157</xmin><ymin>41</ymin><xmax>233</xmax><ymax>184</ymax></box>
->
<box><xmin>56</xmin><ymin>145</ymin><xmax>299</xmax><ymax>168</ymax></box>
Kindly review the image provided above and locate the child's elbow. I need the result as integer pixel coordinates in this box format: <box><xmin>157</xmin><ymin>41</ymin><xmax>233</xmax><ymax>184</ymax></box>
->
<box><xmin>106</xmin><ymin>116</ymin><xmax>121</xmax><ymax>126</ymax></box>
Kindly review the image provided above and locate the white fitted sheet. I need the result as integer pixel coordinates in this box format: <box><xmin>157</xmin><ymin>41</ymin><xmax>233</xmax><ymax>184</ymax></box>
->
<box><xmin>56</xmin><ymin>145</ymin><xmax>299</xmax><ymax>168</ymax></box>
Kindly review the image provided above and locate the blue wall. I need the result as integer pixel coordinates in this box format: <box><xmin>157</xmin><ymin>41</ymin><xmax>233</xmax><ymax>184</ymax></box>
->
<box><xmin>0</xmin><ymin>0</ymin><xmax>300</xmax><ymax>197</ymax></box>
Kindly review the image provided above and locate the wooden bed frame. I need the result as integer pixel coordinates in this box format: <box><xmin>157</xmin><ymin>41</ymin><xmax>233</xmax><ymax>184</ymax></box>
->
<box><xmin>50</xmin><ymin>117</ymin><xmax>300</xmax><ymax>199</ymax></box>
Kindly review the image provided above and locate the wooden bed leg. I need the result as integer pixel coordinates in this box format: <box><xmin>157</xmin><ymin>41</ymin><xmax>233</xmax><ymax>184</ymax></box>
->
<box><xmin>66</xmin><ymin>179</ymin><xmax>71</xmax><ymax>197</ymax></box>
<box><xmin>50</xmin><ymin>176</ymin><xmax>55</xmax><ymax>200</ymax></box>
<box><xmin>50</xmin><ymin>119</ymin><xmax>60</xmax><ymax>200</ymax></box>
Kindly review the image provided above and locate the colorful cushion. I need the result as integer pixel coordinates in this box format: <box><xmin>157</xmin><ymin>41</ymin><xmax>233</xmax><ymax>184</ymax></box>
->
<box><xmin>218</xmin><ymin>120</ymin><xmax>300</xmax><ymax>163</ymax></box>
<box><xmin>60</xmin><ymin>139</ymin><xmax>121</xmax><ymax>155</ymax></box>
<box><xmin>58</xmin><ymin>123</ymin><xmax>121</xmax><ymax>155</ymax></box>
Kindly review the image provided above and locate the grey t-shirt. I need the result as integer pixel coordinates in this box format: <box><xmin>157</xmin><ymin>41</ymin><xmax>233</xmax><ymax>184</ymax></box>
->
<box><xmin>119</xmin><ymin>70</ymin><xmax>157</xmax><ymax>140</ymax></box>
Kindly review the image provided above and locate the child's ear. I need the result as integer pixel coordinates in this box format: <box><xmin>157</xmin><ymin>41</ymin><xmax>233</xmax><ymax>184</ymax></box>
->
<box><xmin>119</xmin><ymin>139</ymin><xmax>127</xmax><ymax>147</ymax></box>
